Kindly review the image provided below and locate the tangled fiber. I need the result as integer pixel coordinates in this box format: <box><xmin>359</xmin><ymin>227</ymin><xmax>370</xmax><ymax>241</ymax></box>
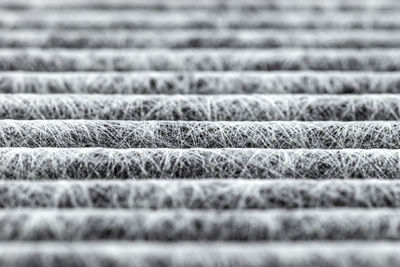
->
<box><xmin>0</xmin><ymin>9</ymin><xmax>399</xmax><ymax>29</ymax></box>
<box><xmin>0</xmin><ymin>72</ymin><xmax>400</xmax><ymax>94</ymax></box>
<box><xmin>1</xmin><ymin>0</ymin><xmax>400</xmax><ymax>266</ymax></box>
<box><xmin>0</xmin><ymin>120</ymin><xmax>399</xmax><ymax>148</ymax></box>
<box><xmin>1</xmin><ymin>94</ymin><xmax>400</xmax><ymax>120</ymax></box>
<box><xmin>3</xmin><ymin>30</ymin><xmax>400</xmax><ymax>49</ymax></box>
<box><xmin>0</xmin><ymin>179</ymin><xmax>399</xmax><ymax>209</ymax></box>
<box><xmin>0</xmin><ymin>49</ymin><xmax>400</xmax><ymax>71</ymax></box>
<box><xmin>0</xmin><ymin>209</ymin><xmax>399</xmax><ymax>241</ymax></box>
<box><xmin>0</xmin><ymin>12</ymin><xmax>398</xmax><ymax>30</ymax></box>
<box><xmin>0</xmin><ymin>148</ymin><xmax>398</xmax><ymax>179</ymax></box>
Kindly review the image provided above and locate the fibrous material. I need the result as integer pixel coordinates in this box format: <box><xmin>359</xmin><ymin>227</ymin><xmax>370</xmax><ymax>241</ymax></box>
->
<box><xmin>0</xmin><ymin>72</ymin><xmax>399</xmax><ymax>94</ymax></box>
<box><xmin>0</xmin><ymin>242</ymin><xmax>399</xmax><ymax>267</ymax></box>
<box><xmin>0</xmin><ymin>49</ymin><xmax>400</xmax><ymax>71</ymax></box>
<box><xmin>0</xmin><ymin>148</ymin><xmax>398</xmax><ymax>179</ymax></box>
<box><xmin>0</xmin><ymin>209</ymin><xmax>399</xmax><ymax>241</ymax></box>
<box><xmin>1</xmin><ymin>30</ymin><xmax>400</xmax><ymax>49</ymax></box>
<box><xmin>0</xmin><ymin>179</ymin><xmax>398</xmax><ymax>209</ymax></box>
<box><xmin>0</xmin><ymin>121</ymin><xmax>399</xmax><ymax>148</ymax></box>
<box><xmin>0</xmin><ymin>0</ymin><xmax>400</xmax><ymax>266</ymax></box>
<box><xmin>0</xmin><ymin>94</ymin><xmax>400</xmax><ymax>120</ymax></box>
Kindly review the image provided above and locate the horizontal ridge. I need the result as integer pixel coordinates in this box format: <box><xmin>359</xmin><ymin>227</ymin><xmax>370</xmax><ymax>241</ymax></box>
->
<box><xmin>0</xmin><ymin>241</ymin><xmax>398</xmax><ymax>267</ymax></box>
<box><xmin>0</xmin><ymin>179</ymin><xmax>398</xmax><ymax>208</ymax></box>
<box><xmin>0</xmin><ymin>209</ymin><xmax>398</xmax><ymax>241</ymax></box>
<box><xmin>0</xmin><ymin>49</ymin><xmax>399</xmax><ymax>71</ymax></box>
<box><xmin>1</xmin><ymin>0</ymin><xmax>400</xmax><ymax>11</ymax></box>
<box><xmin>0</xmin><ymin>148</ymin><xmax>398</xmax><ymax>179</ymax></box>
<box><xmin>0</xmin><ymin>94</ymin><xmax>400</xmax><ymax>120</ymax></box>
<box><xmin>0</xmin><ymin>121</ymin><xmax>398</xmax><ymax>148</ymax></box>
<box><xmin>3</xmin><ymin>30</ymin><xmax>400</xmax><ymax>48</ymax></box>
<box><xmin>0</xmin><ymin>72</ymin><xmax>399</xmax><ymax>94</ymax></box>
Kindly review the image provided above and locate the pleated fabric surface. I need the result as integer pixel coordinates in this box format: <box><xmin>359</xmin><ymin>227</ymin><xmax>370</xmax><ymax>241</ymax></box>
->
<box><xmin>0</xmin><ymin>1</ymin><xmax>400</xmax><ymax>267</ymax></box>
